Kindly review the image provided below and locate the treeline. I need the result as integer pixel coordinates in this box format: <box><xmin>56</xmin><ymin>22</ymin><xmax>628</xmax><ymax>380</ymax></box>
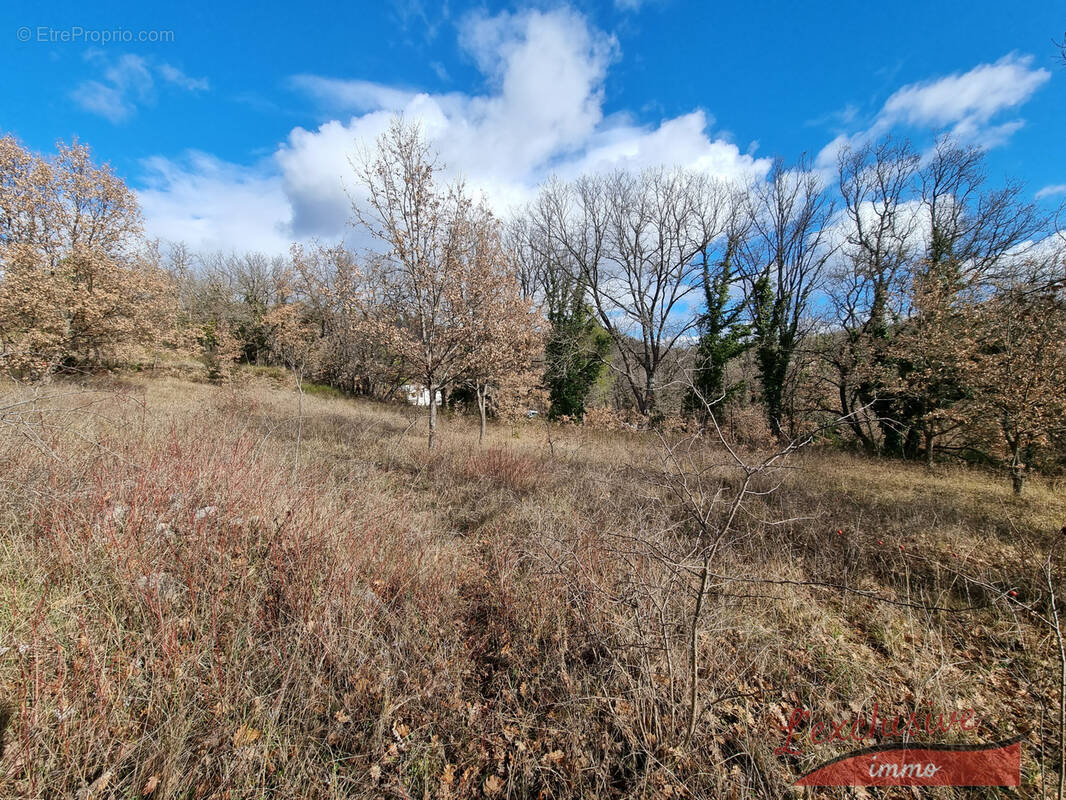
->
<box><xmin>507</xmin><ymin>137</ymin><xmax>1066</xmax><ymax>492</ymax></box>
<box><xmin>1</xmin><ymin>124</ymin><xmax>1064</xmax><ymax>490</ymax></box>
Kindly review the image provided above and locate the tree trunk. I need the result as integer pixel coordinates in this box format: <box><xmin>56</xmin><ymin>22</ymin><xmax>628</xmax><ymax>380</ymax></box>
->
<box><xmin>685</xmin><ymin>554</ymin><xmax>712</xmax><ymax>747</ymax></box>
<box><xmin>903</xmin><ymin>426</ymin><xmax>922</xmax><ymax>460</ymax></box>
<box><xmin>428</xmin><ymin>388</ymin><xmax>438</xmax><ymax>450</ymax></box>
<box><xmin>645</xmin><ymin>371</ymin><xmax>657</xmax><ymax>421</ymax></box>
<box><xmin>874</xmin><ymin>395</ymin><xmax>903</xmax><ymax>456</ymax></box>
<box><xmin>1010</xmin><ymin>439</ymin><xmax>1025</xmax><ymax>495</ymax></box>
<box><xmin>477</xmin><ymin>384</ymin><xmax>488</xmax><ymax>445</ymax></box>
<box><xmin>765</xmin><ymin>389</ymin><xmax>784</xmax><ymax>440</ymax></box>
<box><xmin>840</xmin><ymin>381</ymin><xmax>874</xmax><ymax>451</ymax></box>
<box><xmin>924</xmin><ymin>427</ymin><xmax>935</xmax><ymax>467</ymax></box>
<box><xmin>1011</xmin><ymin>468</ymin><xmax>1025</xmax><ymax>495</ymax></box>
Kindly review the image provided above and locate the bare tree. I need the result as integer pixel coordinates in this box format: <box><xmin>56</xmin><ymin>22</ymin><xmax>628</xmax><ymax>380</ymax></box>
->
<box><xmin>826</xmin><ymin>138</ymin><xmax>920</xmax><ymax>451</ymax></box>
<box><xmin>508</xmin><ymin>189</ymin><xmax>610</xmax><ymax>419</ymax></box>
<box><xmin>920</xmin><ymin>138</ymin><xmax>1045</xmax><ymax>289</ymax></box>
<box><xmin>506</xmin><ymin>214</ymin><xmax>544</xmax><ymax>302</ymax></box>
<box><xmin>289</xmin><ymin>242</ymin><xmax>400</xmax><ymax>398</ymax></box>
<box><xmin>741</xmin><ymin>157</ymin><xmax>836</xmax><ymax>438</ymax></box>
<box><xmin>885</xmin><ymin>139</ymin><xmax>1048</xmax><ymax>461</ymax></box>
<box><xmin>537</xmin><ymin>168</ymin><xmax>730</xmax><ymax>418</ymax></box>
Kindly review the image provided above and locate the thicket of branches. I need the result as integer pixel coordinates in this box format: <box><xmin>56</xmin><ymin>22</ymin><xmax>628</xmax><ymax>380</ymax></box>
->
<box><xmin>2</xmin><ymin>126</ymin><xmax>1064</xmax><ymax>487</ymax></box>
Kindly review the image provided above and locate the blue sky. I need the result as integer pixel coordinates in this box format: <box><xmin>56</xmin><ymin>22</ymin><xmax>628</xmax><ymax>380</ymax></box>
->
<box><xmin>2</xmin><ymin>0</ymin><xmax>1063</xmax><ymax>253</ymax></box>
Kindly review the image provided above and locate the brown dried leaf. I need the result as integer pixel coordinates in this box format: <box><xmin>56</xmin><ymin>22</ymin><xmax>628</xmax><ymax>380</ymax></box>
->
<box><xmin>232</xmin><ymin>724</ymin><xmax>261</xmax><ymax>748</ymax></box>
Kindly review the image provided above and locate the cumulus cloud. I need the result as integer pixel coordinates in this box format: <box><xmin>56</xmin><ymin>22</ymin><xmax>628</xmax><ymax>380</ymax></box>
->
<box><xmin>137</xmin><ymin>153</ymin><xmax>293</xmax><ymax>254</ymax></box>
<box><xmin>141</xmin><ymin>7</ymin><xmax>770</xmax><ymax>253</ymax></box>
<box><xmin>72</xmin><ymin>52</ymin><xmax>209</xmax><ymax>123</ymax></box>
<box><xmin>137</xmin><ymin>22</ymin><xmax>1055</xmax><ymax>258</ymax></box>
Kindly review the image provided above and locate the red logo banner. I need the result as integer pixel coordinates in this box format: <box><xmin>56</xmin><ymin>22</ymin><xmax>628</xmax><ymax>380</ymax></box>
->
<box><xmin>794</xmin><ymin>737</ymin><xmax>1022</xmax><ymax>787</ymax></box>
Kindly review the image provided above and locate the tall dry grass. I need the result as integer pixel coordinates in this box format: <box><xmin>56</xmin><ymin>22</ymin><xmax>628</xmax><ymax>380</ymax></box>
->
<box><xmin>0</xmin><ymin>374</ymin><xmax>1063</xmax><ymax>798</ymax></box>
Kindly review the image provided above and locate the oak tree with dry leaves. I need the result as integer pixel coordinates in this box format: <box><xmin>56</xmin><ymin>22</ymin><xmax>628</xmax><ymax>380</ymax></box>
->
<box><xmin>0</xmin><ymin>136</ymin><xmax>175</xmax><ymax>377</ymax></box>
<box><xmin>354</xmin><ymin>119</ymin><xmax>543</xmax><ymax>447</ymax></box>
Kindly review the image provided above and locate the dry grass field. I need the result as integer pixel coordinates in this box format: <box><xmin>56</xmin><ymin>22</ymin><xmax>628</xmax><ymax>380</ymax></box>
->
<box><xmin>1</xmin><ymin>371</ymin><xmax>1063</xmax><ymax>798</ymax></box>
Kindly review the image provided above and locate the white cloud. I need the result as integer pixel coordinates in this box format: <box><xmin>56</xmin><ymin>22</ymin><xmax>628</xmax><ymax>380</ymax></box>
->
<box><xmin>72</xmin><ymin>81</ymin><xmax>135</xmax><ymax>124</ymax></box>
<box><xmin>71</xmin><ymin>53</ymin><xmax>208</xmax><ymax>123</ymax></box>
<box><xmin>137</xmin><ymin>153</ymin><xmax>293</xmax><ymax>254</ymax></box>
<box><xmin>287</xmin><ymin>75</ymin><xmax>415</xmax><ymax>113</ymax></box>
<box><xmin>457</xmin><ymin>8</ymin><xmax>615</xmax><ymax>161</ymax></box>
<box><xmin>158</xmin><ymin>64</ymin><xmax>210</xmax><ymax>92</ymax></box>
<box><xmin>878</xmin><ymin>54</ymin><xmax>1049</xmax><ymax>132</ymax></box>
<box><xmin>276</xmin><ymin>114</ymin><xmax>392</xmax><ymax>237</ymax></box>
<box><xmin>72</xmin><ymin>54</ymin><xmax>154</xmax><ymax>122</ymax></box>
<box><xmin>1036</xmin><ymin>184</ymin><xmax>1066</xmax><ymax>200</ymax></box>
<box><xmin>565</xmin><ymin>111</ymin><xmax>765</xmax><ymax>180</ymax></box>
<box><xmin>816</xmin><ymin>53</ymin><xmax>1049</xmax><ymax>171</ymax></box>
<box><xmin>142</xmin><ymin>7</ymin><xmax>770</xmax><ymax>253</ymax></box>
<box><xmin>429</xmin><ymin>61</ymin><xmax>450</xmax><ymax>82</ymax></box>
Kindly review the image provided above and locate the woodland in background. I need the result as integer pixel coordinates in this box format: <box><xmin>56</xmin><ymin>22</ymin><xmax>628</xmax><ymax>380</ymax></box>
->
<box><xmin>1</xmin><ymin>121</ymin><xmax>1065</xmax><ymax>492</ymax></box>
<box><xmin>3</xmin><ymin>120</ymin><xmax>1066</xmax><ymax>800</ymax></box>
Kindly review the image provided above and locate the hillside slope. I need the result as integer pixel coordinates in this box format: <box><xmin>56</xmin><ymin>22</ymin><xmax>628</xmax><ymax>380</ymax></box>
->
<box><xmin>1</xmin><ymin>375</ymin><xmax>1062</xmax><ymax>798</ymax></box>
